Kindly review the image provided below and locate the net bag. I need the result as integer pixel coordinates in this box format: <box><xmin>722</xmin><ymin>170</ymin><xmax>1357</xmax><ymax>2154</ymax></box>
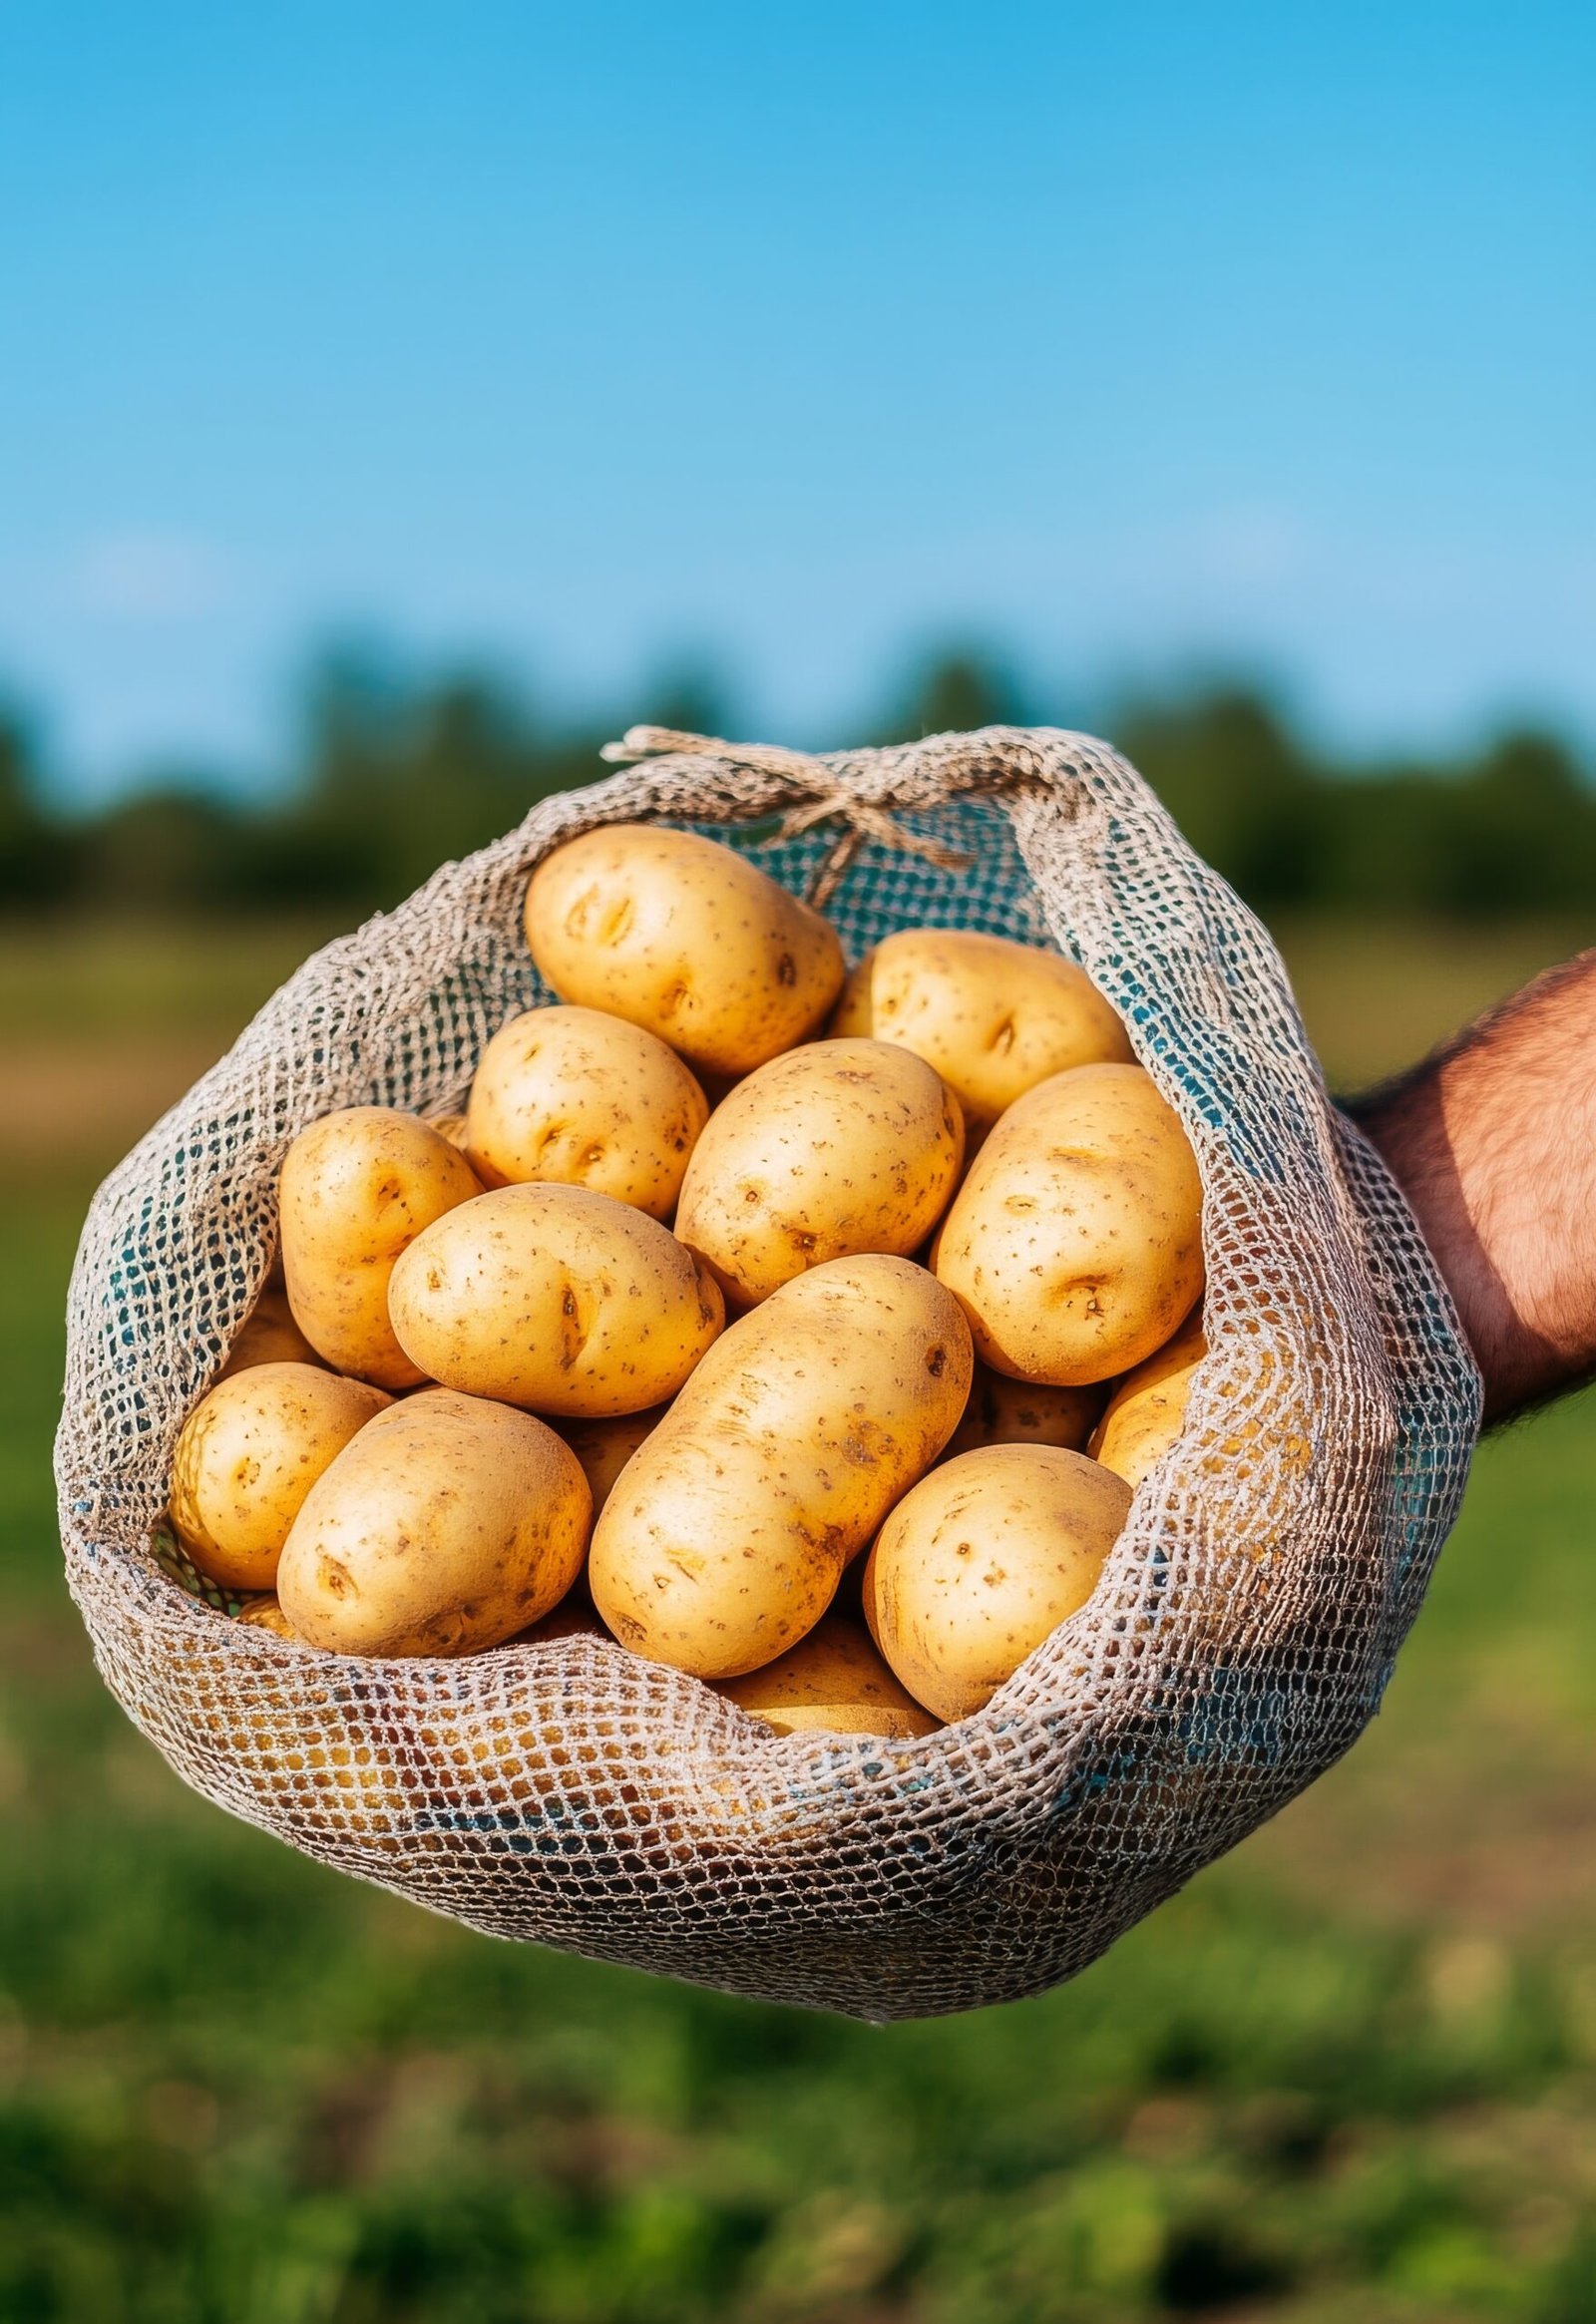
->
<box><xmin>56</xmin><ymin>725</ymin><xmax>1481</xmax><ymax>2022</ymax></box>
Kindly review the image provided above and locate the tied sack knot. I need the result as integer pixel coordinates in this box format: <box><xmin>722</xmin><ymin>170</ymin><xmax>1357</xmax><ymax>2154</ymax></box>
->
<box><xmin>598</xmin><ymin>725</ymin><xmax>974</xmax><ymax>907</ymax></box>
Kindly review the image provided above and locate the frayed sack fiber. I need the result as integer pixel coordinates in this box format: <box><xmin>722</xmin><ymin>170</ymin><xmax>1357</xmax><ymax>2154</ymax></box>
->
<box><xmin>56</xmin><ymin>726</ymin><xmax>1481</xmax><ymax>2022</ymax></box>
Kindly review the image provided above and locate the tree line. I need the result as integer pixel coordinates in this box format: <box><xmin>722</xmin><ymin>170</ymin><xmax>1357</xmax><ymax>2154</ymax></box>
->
<box><xmin>1</xmin><ymin>648</ymin><xmax>1591</xmax><ymax>924</ymax></box>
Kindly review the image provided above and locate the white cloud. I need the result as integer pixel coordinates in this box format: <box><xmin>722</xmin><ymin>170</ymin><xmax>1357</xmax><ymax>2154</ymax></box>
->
<box><xmin>73</xmin><ymin>532</ymin><xmax>229</xmax><ymax>620</ymax></box>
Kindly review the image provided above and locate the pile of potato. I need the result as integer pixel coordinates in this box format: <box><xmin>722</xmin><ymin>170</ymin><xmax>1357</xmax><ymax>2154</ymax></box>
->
<box><xmin>169</xmin><ymin>824</ymin><xmax>1207</xmax><ymax>1743</ymax></box>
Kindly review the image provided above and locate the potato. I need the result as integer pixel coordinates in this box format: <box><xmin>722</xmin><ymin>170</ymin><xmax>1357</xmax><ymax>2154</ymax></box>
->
<box><xmin>465</xmin><ymin>1005</ymin><xmax>708</xmax><ymax>1219</ymax></box>
<box><xmin>217</xmin><ymin>1280</ymin><xmax>328</xmax><ymax>1377</ymax></box>
<box><xmin>674</xmin><ymin>1038</ymin><xmax>964</xmax><ymax>1308</ymax></box>
<box><xmin>426</xmin><ymin>1112</ymin><xmax>472</xmax><ymax>1150</ymax></box>
<box><xmin>718</xmin><ymin>1614</ymin><xmax>940</xmax><ymax>1739</ymax></box>
<box><xmin>280</xmin><ymin>1107</ymin><xmax>482</xmax><ymax>1388</ymax></box>
<box><xmin>934</xmin><ymin>1062</ymin><xmax>1203</xmax><ymax>1385</ymax></box>
<box><xmin>170</xmin><ymin>1362</ymin><xmax>391</xmax><ymax>1591</ymax></box>
<box><xmin>277</xmin><ymin>1389</ymin><xmax>592</xmax><ymax>1656</ymax></box>
<box><xmin>515</xmin><ymin>1599</ymin><xmax>610</xmax><ymax>1646</ymax></box>
<box><xmin>524</xmin><ymin>824</ymin><xmax>845</xmax><ymax>1075</ymax></box>
<box><xmin>558</xmin><ymin>1406</ymin><xmax>669</xmax><ymax>1515</ymax></box>
<box><xmin>943</xmin><ymin>1362</ymin><xmax>1104</xmax><ymax>1462</ymax></box>
<box><xmin>830</xmin><ymin>928</ymin><xmax>1132</xmax><ymax>1131</ymax></box>
<box><xmin>1090</xmin><ymin>1312</ymin><xmax>1207</xmax><ymax>1490</ymax></box>
<box><xmin>864</xmin><ymin>1443</ymin><xmax>1132</xmax><ymax>1721</ymax></box>
<box><xmin>234</xmin><ymin>1592</ymin><xmax>305</xmax><ymax>1642</ymax></box>
<box><xmin>589</xmin><ymin>1254</ymin><xmax>972</xmax><ymax>1679</ymax></box>
<box><xmin>388</xmin><ymin>1184</ymin><xmax>723</xmax><ymax>1417</ymax></box>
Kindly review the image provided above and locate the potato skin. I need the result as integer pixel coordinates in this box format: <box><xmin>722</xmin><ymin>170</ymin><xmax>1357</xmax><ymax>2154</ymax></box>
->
<box><xmin>218</xmin><ymin>1281</ymin><xmax>328</xmax><ymax>1378</ymax></box>
<box><xmin>935</xmin><ymin>1062</ymin><xmax>1204</xmax><ymax>1385</ymax></box>
<box><xmin>718</xmin><ymin>1614</ymin><xmax>940</xmax><ymax>1738</ymax></box>
<box><xmin>426</xmin><ymin>1112</ymin><xmax>472</xmax><ymax>1150</ymax></box>
<box><xmin>943</xmin><ymin>1363</ymin><xmax>1104</xmax><ymax>1462</ymax></box>
<box><xmin>235</xmin><ymin>1592</ymin><xmax>306</xmax><ymax>1642</ymax></box>
<box><xmin>280</xmin><ymin>1108</ymin><xmax>482</xmax><ymax>1389</ymax></box>
<box><xmin>830</xmin><ymin>928</ymin><xmax>1132</xmax><ymax>1129</ymax></box>
<box><xmin>589</xmin><ymin>1254</ymin><xmax>973</xmax><ymax>1679</ymax></box>
<box><xmin>675</xmin><ymin>1037</ymin><xmax>965</xmax><ymax>1308</ymax></box>
<box><xmin>557</xmin><ymin>1406</ymin><xmax>669</xmax><ymax>1515</ymax></box>
<box><xmin>465</xmin><ymin>1005</ymin><xmax>708</xmax><ymax>1219</ymax></box>
<box><xmin>277</xmin><ymin>1389</ymin><xmax>592</xmax><ymax>1657</ymax></box>
<box><xmin>170</xmin><ymin>1363</ymin><xmax>391</xmax><ymax>1590</ymax></box>
<box><xmin>864</xmin><ymin>1443</ymin><xmax>1132</xmax><ymax>1721</ymax></box>
<box><xmin>1090</xmin><ymin>1312</ymin><xmax>1206</xmax><ymax>1489</ymax></box>
<box><xmin>524</xmin><ymin>824</ymin><xmax>845</xmax><ymax>1075</ymax></box>
<box><xmin>387</xmin><ymin>1183</ymin><xmax>724</xmax><ymax>1417</ymax></box>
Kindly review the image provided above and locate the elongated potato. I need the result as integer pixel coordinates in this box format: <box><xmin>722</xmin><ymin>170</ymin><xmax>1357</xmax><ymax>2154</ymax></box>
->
<box><xmin>280</xmin><ymin>1108</ymin><xmax>482</xmax><ymax>1388</ymax></box>
<box><xmin>589</xmin><ymin>1254</ymin><xmax>973</xmax><ymax>1679</ymax></box>
<box><xmin>935</xmin><ymin>1063</ymin><xmax>1204</xmax><ymax>1385</ymax></box>
<box><xmin>465</xmin><ymin>1005</ymin><xmax>708</xmax><ymax>1218</ymax></box>
<box><xmin>864</xmin><ymin>1443</ymin><xmax>1132</xmax><ymax>1721</ymax></box>
<box><xmin>1090</xmin><ymin>1312</ymin><xmax>1207</xmax><ymax>1489</ymax></box>
<box><xmin>524</xmin><ymin>824</ymin><xmax>845</xmax><ymax>1075</ymax></box>
<box><xmin>558</xmin><ymin>1406</ymin><xmax>669</xmax><ymax>1516</ymax></box>
<box><xmin>278</xmin><ymin>1389</ymin><xmax>592</xmax><ymax>1657</ymax></box>
<box><xmin>218</xmin><ymin>1280</ymin><xmax>328</xmax><ymax>1378</ymax></box>
<box><xmin>675</xmin><ymin>1038</ymin><xmax>964</xmax><ymax>1308</ymax></box>
<box><xmin>170</xmin><ymin>1362</ymin><xmax>391</xmax><ymax>1591</ymax></box>
<box><xmin>830</xmin><ymin>928</ymin><xmax>1132</xmax><ymax>1130</ymax></box>
<box><xmin>943</xmin><ymin>1363</ymin><xmax>1104</xmax><ymax>1462</ymax></box>
<box><xmin>388</xmin><ymin>1183</ymin><xmax>724</xmax><ymax>1417</ymax></box>
<box><xmin>718</xmin><ymin>1614</ymin><xmax>940</xmax><ymax>1739</ymax></box>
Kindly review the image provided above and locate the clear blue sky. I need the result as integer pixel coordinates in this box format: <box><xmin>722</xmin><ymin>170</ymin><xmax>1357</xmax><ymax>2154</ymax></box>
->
<box><xmin>2</xmin><ymin>2</ymin><xmax>1592</xmax><ymax>800</ymax></box>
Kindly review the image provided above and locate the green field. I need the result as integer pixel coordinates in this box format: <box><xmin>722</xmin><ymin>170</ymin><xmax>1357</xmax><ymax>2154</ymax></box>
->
<box><xmin>3</xmin><ymin>916</ymin><xmax>1595</xmax><ymax>2323</ymax></box>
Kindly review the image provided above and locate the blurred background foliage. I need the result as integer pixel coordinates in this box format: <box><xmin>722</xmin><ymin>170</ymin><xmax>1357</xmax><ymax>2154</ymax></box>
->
<box><xmin>3</xmin><ymin>645</ymin><xmax>1593</xmax><ymax>929</ymax></box>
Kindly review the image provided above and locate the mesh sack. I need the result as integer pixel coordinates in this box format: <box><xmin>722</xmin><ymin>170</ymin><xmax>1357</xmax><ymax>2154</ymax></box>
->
<box><xmin>56</xmin><ymin>725</ymin><xmax>1481</xmax><ymax>2022</ymax></box>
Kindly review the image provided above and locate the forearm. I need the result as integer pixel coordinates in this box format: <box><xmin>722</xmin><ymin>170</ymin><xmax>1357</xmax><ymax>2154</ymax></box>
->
<box><xmin>1346</xmin><ymin>949</ymin><xmax>1596</xmax><ymax>1425</ymax></box>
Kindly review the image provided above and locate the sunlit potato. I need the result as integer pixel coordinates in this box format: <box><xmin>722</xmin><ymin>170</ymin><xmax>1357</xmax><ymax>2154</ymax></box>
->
<box><xmin>1090</xmin><ymin>1312</ymin><xmax>1208</xmax><ymax>1490</ymax></box>
<box><xmin>864</xmin><ymin>1443</ymin><xmax>1133</xmax><ymax>1722</ymax></box>
<box><xmin>675</xmin><ymin>1037</ymin><xmax>964</xmax><ymax>1308</ymax></box>
<box><xmin>829</xmin><ymin>928</ymin><xmax>1132</xmax><ymax>1133</ymax></box>
<box><xmin>465</xmin><ymin>1004</ymin><xmax>708</xmax><ymax>1218</ymax></box>
<box><xmin>170</xmin><ymin>1362</ymin><xmax>391</xmax><ymax>1591</ymax></box>
<box><xmin>934</xmin><ymin>1062</ymin><xmax>1203</xmax><ymax>1385</ymax></box>
<box><xmin>942</xmin><ymin>1362</ymin><xmax>1104</xmax><ymax>1461</ymax></box>
<box><xmin>589</xmin><ymin>1255</ymin><xmax>973</xmax><ymax>1679</ymax></box>
<box><xmin>524</xmin><ymin>823</ymin><xmax>845</xmax><ymax>1075</ymax></box>
<box><xmin>388</xmin><ymin>1183</ymin><xmax>723</xmax><ymax>1417</ymax></box>
<box><xmin>279</xmin><ymin>1107</ymin><xmax>482</xmax><ymax>1388</ymax></box>
<box><xmin>425</xmin><ymin>1112</ymin><xmax>472</xmax><ymax>1150</ymax></box>
<box><xmin>717</xmin><ymin>1613</ymin><xmax>941</xmax><ymax>1739</ymax></box>
<box><xmin>277</xmin><ymin>1389</ymin><xmax>592</xmax><ymax>1657</ymax></box>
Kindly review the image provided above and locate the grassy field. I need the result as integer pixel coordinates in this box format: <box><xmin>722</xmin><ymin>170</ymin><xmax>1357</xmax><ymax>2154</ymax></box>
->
<box><xmin>3</xmin><ymin>913</ymin><xmax>1595</xmax><ymax>2323</ymax></box>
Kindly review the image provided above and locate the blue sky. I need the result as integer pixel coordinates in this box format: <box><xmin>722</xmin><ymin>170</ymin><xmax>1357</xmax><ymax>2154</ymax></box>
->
<box><xmin>1</xmin><ymin>2</ymin><xmax>1592</xmax><ymax>800</ymax></box>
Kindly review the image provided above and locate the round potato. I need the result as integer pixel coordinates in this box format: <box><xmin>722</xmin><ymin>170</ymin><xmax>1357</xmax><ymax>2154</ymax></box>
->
<box><xmin>674</xmin><ymin>1037</ymin><xmax>964</xmax><ymax>1308</ymax></box>
<box><xmin>718</xmin><ymin>1614</ymin><xmax>940</xmax><ymax>1739</ymax></box>
<box><xmin>280</xmin><ymin>1107</ymin><xmax>482</xmax><ymax>1388</ymax></box>
<box><xmin>934</xmin><ymin>1062</ymin><xmax>1204</xmax><ymax>1385</ymax></box>
<box><xmin>465</xmin><ymin>1005</ymin><xmax>708</xmax><ymax>1219</ymax></box>
<box><xmin>234</xmin><ymin>1592</ymin><xmax>305</xmax><ymax>1642</ymax></box>
<box><xmin>864</xmin><ymin>1443</ymin><xmax>1132</xmax><ymax>1721</ymax></box>
<box><xmin>388</xmin><ymin>1184</ymin><xmax>723</xmax><ymax>1417</ymax></box>
<box><xmin>558</xmin><ymin>1406</ymin><xmax>669</xmax><ymax>1516</ymax></box>
<box><xmin>829</xmin><ymin>928</ymin><xmax>1132</xmax><ymax>1130</ymax></box>
<box><xmin>218</xmin><ymin>1280</ymin><xmax>328</xmax><ymax>1378</ymax></box>
<box><xmin>943</xmin><ymin>1362</ymin><xmax>1104</xmax><ymax>1462</ymax></box>
<box><xmin>589</xmin><ymin>1254</ymin><xmax>973</xmax><ymax>1679</ymax></box>
<box><xmin>1090</xmin><ymin>1312</ymin><xmax>1206</xmax><ymax>1490</ymax></box>
<box><xmin>170</xmin><ymin>1362</ymin><xmax>391</xmax><ymax>1591</ymax></box>
<box><xmin>277</xmin><ymin>1389</ymin><xmax>592</xmax><ymax>1657</ymax></box>
<box><xmin>524</xmin><ymin>824</ymin><xmax>845</xmax><ymax>1075</ymax></box>
<box><xmin>426</xmin><ymin>1112</ymin><xmax>472</xmax><ymax>1150</ymax></box>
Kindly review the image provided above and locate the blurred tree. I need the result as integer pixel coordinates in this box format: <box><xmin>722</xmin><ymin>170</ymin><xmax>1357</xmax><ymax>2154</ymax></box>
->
<box><xmin>878</xmin><ymin>647</ymin><xmax>1031</xmax><ymax>743</ymax></box>
<box><xmin>1117</xmin><ymin>687</ymin><xmax>1331</xmax><ymax>910</ymax></box>
<box><xmin>78</xmin><ymin>780</ymin><xmax>244</xmax><ymax>909</ymax></box>
<box><xmin>0</xmin><ymin>707</ymin><xmax>77</xmax><ymax>907</ymax></box>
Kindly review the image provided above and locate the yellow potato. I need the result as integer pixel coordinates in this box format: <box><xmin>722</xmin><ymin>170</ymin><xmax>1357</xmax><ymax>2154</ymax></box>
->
<box><xmin>170</xmin><ymin>1362</ymin><xmax>391</xmax><ymax>1591</ymax></box>
<box><xmin>234</xmin><ymin>1592</ymin><xmax>306</xmax><ymax>1642</ymax></box>
<box><xmin>388</xmin><ymin>1184</ymin><xmax>723</xmax><ymax>1417</ymax></box>
<box><xmin>718</xmin><ymin>1614</ymin><xmax>940</xmax><ymax>1739</ymax></box>
<box><xmin>943</xmin><ymin>1362</ymin><xmax>1104</xmax><ymax>1461</ymax></box>
<box><xmin>864</xmin><ymin>1443</ymin><xmax>1132</xmax><ymax>1721</ymax></box>
<box><xmin>558</xmin><ymin>1406</ymin><xmax>669</xmax><ymax>1515</ymax></box>
<box><xmin>277</xmin><ymin>1389</ymin><xmax>592</xmax><ymax>1656</ymax></box>
<box><xmin>1090</xmin><ymin>1312</ymin><xmax>1208</xmax><ymax>1490</ymax></box>
<box><xmin>280</xmin><ymin>1107</ymin><xmax>482</xmax><ymax>1388</ymax></box>
<box><xmin>935</xmin><ymin>1062</ymin><xmax>1204</xmax><ymax>1385</ymax></box>
<box><xmin>524</xmin><ymin>824</ymin><xmax>845</xmax><ymax>1075</ymax></box>
<box><xmin>589</xmin><ymin>1254</ymin><xmax>973</xmax><ymax>1679</ymax></box>
<box><xmin>830</xmin><ymin>928</ymin><xmax>1132</xmax><ymax>1130</ymax></box>
<box><xmin>465</xmin><ymin>1004</ymin><xmax>708</xmax><ymax>1219</ymax></box>
<box><xmin>674</xmin><ymin>1037</ymin><xmax>964</xmax><ymax>1307</ymax></box>
<box><xmin>217</xmin><ymin>1280</ymin><xmax>328</xmax><ymax>1377</ymax></box>
<box><xmin>426</xmin><ymin>1112</ymin><xmax>472</xmax><ymax>1150</ymax></box>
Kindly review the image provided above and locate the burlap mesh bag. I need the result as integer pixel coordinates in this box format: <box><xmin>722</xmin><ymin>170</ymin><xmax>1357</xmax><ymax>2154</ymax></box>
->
<box><xmin>56</xmin><ymin>725</ymin><xmax>1481</xmax><ymax>2021</ymax></box>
